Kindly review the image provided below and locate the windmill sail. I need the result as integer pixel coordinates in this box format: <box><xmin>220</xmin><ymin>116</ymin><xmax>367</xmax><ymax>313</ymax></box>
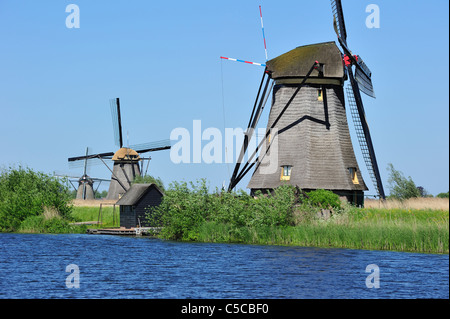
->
<box><xmin>346</xmin><ymin>85</ymin><xmax>380</xmax><ymax>197</ymax></box>
<box><xmin>346</xmin><ymin>70</ymin><xmax>385</xmax><ymax>199</ymax></box>
<box><xmin>110</xmin><ymin>98</ymin><xmax>123</xmax><ymax>148</ymax></box>
<box><xmin>331</xmin><ymin>0</ymin><xmax>347</xmax><ymax>44</ymax></box>
<box><xmin>355</xmin><ymin>57</ymin><xmax>376</xmax><ymax>98</ymax></box>
<box><xmin>130</xmin><ymin>139</ymin><xmax>172</xmax><ymax>153</ymax></box>
<box><xmin>330</xmin><ymin>0</ymin><xmax>385</xmax><ymax>199</ymax></box>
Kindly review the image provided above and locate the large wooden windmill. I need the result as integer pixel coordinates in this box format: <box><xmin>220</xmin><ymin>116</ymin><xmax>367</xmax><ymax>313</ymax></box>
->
<box><xmin>228</xmin><ymin>0</ymin><xmax>385</xmax><ymax>205</ymax></box>
<box><xmin>68</xmin><ymin>98</ymin><xmax>171</xmax><ymax>200</ymax></box>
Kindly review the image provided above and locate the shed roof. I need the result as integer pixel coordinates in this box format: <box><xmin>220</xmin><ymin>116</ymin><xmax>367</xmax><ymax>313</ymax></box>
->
<box><xmin>116</xmin><ymin>183</ymin><xmax>164</xmax><ymax>206</ymax></box>
<box><xmin>267</xmin><ymin>42</ymin><xmax>345</xmax><ymax>80</ymax></box>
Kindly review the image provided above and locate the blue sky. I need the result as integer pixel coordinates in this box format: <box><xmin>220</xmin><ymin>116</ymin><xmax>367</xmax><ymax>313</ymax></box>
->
<box><xmin>0</xmin><ymin>0</ymin><xmax>448</xmax><ymax>196</ymax></box>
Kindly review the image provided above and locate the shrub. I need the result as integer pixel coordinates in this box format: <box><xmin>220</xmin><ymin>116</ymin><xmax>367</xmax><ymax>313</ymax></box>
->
<box><xmin>147</xmin><ymin>179</ymin><xmax>212</xmax><ymax>240</ymax></box>
<box><xmin>250</xmin><ymin>185</ymin><xmax>297</xmax><ymax>227</ymax></box>
<box><xmin>305</xmin><ymin>189</ymin><xmax>341</xmax><ymax>210</ymax></box>
<box><xmin>132</xmin><ymin>175</ymin><xmax>165</xmax><ymax>192</ymax></box>
<box><xmin>0</xmin><ymin>166</ymin><xmax>73</xmax><ymax>232</ymax></box>
<box><xmin>148</xmin><ymin>182</ymin><xmax>300</xmax><ymax>240</ymax></box>
<box><xmin>18</xmin><ymin>215</ymin><xmax>86</xmax><ymax>234</ymax></box>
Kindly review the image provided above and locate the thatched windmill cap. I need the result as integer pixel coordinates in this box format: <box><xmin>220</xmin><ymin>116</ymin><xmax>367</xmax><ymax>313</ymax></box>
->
<box><xmin>267</xmin><ymin>41</ymin><xmax>345</xmax><ymax>80</ymax></box>
<box><xmin>112</xmin><ymin>147</ymin><xmax>141</xmax><ymax>161</ymax></box>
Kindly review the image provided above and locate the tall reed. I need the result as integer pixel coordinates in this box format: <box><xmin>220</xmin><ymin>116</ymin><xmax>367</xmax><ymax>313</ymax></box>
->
<box><xmin>196</xmin><ymin>208</ymin><xmax>449</xmax><ymax>254</ymax></box>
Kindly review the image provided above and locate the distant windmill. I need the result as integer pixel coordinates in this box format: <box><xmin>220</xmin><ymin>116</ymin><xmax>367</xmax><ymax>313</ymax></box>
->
<box><xmin>74</xmin><ymin>147</ymin><xmax>111</xmax><ymax>200</ymax></box>
<box><xmin>56</xmin><ymin>147</ymin><xmax>110</xmax><ymax>200</ymax></box>
<box><xmin>68</xmin><ymin>98</ymin><xmax>171</xmax><ymax>200</ymax></box>
<box><xmin>75</xmin><ymin>147</ymin><xmax>95</xmax><ymax>200</ymax></box>
<box><xmin>227</xmin><ymin>1</ymin><xmax>385</xmax><ymax>206</ymax></box>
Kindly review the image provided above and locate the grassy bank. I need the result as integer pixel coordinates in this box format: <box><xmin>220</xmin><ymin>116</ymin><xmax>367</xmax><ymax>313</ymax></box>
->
<box><xmin>71</xmin><ymin>205</ymin><xmax>118</xmax><ymax>228</ymax></box>
<box><xmin>68</xmin><ymin>202</ymin><xmax>449</xmax><ymax>253</ymax></box>
<box><xmin>144</xmin><ymin>181</ymin><xmax>449</xmax><ymax>254</ymax></box>
<box><xmin>67</xmin><ymin>184</ymin><xmax>449</xmax><ymax>254</ymax></box>
<box><xmin>196</xmin><ymin>208</ymin><xmax>449</xmax><ymax>254</ymax></box>
<box><xmin>18</xmin><ymin>207</ymin><xmax>87</xmax><ymax>234</ymax></box>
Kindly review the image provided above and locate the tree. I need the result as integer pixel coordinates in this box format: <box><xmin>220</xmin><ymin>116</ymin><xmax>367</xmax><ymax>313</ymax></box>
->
<box><xmin>95</xmin><ymin>190</ymin><xmax>108</xmax><ymax>199</ymax></box>
<box><xmin>132</xmin><ymin>175</ymin><xmax>165</xmax><ymax>192</ymax></box>
<box><xmin>386</xmin><ymin>163</ymin><xmax>420</xmax><ymax>199</ymax></box>
<box><xmin>437</xmin><ymin>191</ymin><xmax>449</xmax><ymax>199</ymax></box>
<box><xmin>417</xmin><ymin>186</ymin><xmax>432</xmax><ymax>198</ymax></box>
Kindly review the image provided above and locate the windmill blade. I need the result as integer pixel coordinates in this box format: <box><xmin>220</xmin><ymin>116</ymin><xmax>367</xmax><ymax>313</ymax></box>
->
<box><xmin>346</xmin><ymin>67</ymin><xmax>385</xmax><ymax>199</ymax></box>
<box><xmin>110</xmin><ymin>98</ymin><xmax>123</xmax><ymax>148</ymax></box>
<box><xmin>130</xmin><ymin>139</ymin><xmax>172</xmax><ymax>153</ymax></box>
<box><xmin>82</xmin><ymin>178</ymin><xmax>86</xmax><ymax>200</ymax></box>
<box><xmin>228</xmin><ymin>61</ymin><xmax>319</xmax><ymax>191</ymax></box>
<box><xmin>91</xmin><ymin>178</ymin><xmax>111</xmax><ymax>182</ymax></box>
<box><xmin>53</xmin><ymin>172</ymin><xmax>81</xmax><ymax>180</ymax></box>
<box><xmin>68</xmin><ymin>151</ymin><xmax>114</xmax><ymax>162</ymax></box>
<box><xmin>83</xmin><ymin>147</ymin><xmax>89</xmax><ymax>176</ymax></box>
<box><xmin>330</xmin><ymin>1</ymin><xmax>376</xmax><ymax>99</ymax></box>
<box><xmin>331</xmin><ymin>0</ymin><xmax>347</xmax><ymax>45</ymax></box>
<box><xmin>354</xmin><ymin>56</ymin><xmax>376</xmax><ymax>98</ymax></box>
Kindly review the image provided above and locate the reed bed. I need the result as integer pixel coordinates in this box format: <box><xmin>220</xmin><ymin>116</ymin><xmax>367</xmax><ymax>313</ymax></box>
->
<box><xmin>365</xmin><ymin>197</ymin><xmax>449</xmax><ymax>211</ymax></box>
<box><xmin>71</xmin><ymin>199</ymin><xmax>117</xmax><ymax>207</ymax></box>
<box><xmin>197</xmin><ymin>208</ymin><xmax>449</xmax><ymax>254</ymax></box>
<box><xmin>70</xmin><ymin>187</ymin><xmax>449</xmax><ymax>254</ymax></box>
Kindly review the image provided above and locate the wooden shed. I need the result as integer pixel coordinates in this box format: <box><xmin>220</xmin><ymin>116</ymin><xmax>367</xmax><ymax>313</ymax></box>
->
<box><xmin>115</xmin><ymin>183</ymin><xmax>164</xmax><ymax>229</ymax></box>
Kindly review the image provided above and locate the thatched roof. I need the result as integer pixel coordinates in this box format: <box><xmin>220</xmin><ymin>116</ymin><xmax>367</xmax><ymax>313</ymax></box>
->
<box><xmin>267</xmin><ymin>41</ymin><xmax>345</xmax><ymax>80</ymax></box>
<box><xmin>112</xmin><ymin>147</ymin><xmax>141</xmax><ymax>161</ymax></box>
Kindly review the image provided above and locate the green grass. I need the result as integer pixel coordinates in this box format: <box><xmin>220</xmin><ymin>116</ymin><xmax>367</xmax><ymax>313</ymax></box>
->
<box><xmin>18</xmin><ymin>215</ymin><xmax>87</xmax><ymax>234</ymax></box>
<box><xmin>71</xmin><ymin>206</ymin><xmax>119</xmax><ymax>228</ymax></box>
<box><xmin>196</xmin><ymin>208</ymin><xmax>449</xmax><ymax>254</ymax></box>
<box><xmin>71</xmin><ymin>204</ymin><xmax>449</xmax><ymax>254</ymax></box>
<box><xmin>16</xmin><ymin>206</ymin><xmax>119</xmax><ymax>234</ymax></box>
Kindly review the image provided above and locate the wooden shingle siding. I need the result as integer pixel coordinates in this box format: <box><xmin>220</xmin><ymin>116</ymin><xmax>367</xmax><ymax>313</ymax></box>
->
<box><xmin>106</xmin><ymin>162</ymin><xmax>141</xmax><ymax>200</ymax></box>
<box><xmin>120</xmin><ymin>205</ymin><xmax>136</xmax><ymax>229</ymax></box>
<box><xmin>248</xmin><ymin>41</ymin><xmax>368</xmax><ymax>199</ymax></box>
<box><xmin>135</xmin><ymin>187</ymin><xmax>163</xmax><ymax>227</ymax></box>
<box><xmin>248</xmin><ymin>83</ymin><xmax>367</xmax><ymax>192</ymax></box>
<box><xmin>116</xmin><ymin>184</ymin><xmax>164</xmax><ymax>229</ymax></box>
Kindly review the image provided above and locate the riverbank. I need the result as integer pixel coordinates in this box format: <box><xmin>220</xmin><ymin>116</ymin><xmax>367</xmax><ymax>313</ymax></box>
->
<box><xmin>14</xmin><ymin>196</ymin><xmax>450</xmax><ymax>254</ymax></box>
<box><xmin>195</xmin><ymin>208</ymin><xmax>449</xmax><ymax>254</ymax></box>
<box><xmin>69</xmin><ymin>204</ymin><xmax>449</xmax><ymax>254</ymax></box>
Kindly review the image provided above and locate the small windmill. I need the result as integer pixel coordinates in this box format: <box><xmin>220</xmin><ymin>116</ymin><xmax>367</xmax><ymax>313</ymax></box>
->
<box><xmin>68</xmin><ymin>98</ymin><xmax>171</xmax><ymax>200</ymax></box>
<box><xmin>56</xmin><ymin>147</ymin><xmax>110</xmax><ymax>200</ymax></box>
<box><xmin>73</xmin><ymin>147</ymin><xmax>111</xmax><ymax>200</ymax></box>
<box><xmin>227</xmin><ymin>1</ymin><xmax>385</xmax><ymax>205</ymax></box>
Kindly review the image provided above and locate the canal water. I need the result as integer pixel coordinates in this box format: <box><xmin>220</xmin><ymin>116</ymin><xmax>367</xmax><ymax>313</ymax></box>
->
<box><xmin>0</xmin><ymin>233</ymin><xmax>448</xmax><ymax>299</ymax></box>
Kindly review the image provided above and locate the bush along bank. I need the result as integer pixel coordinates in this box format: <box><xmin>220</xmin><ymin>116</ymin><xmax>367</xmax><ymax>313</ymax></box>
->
<box><xmin>146</xmin><ymin>180</ymin><xmax>449</xmax><ymax>254</ymax></box>
<box><xmin>0</xmin><ymin>166</ymin><xmax>85</xmax><ymax>234</ymax></box>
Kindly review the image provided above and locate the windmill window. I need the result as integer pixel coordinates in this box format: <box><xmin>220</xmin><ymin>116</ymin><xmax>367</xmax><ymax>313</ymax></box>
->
<box><xmin>348</xmin><ymin>167</ymin><xmax>359</xmax><ymax>185</ymax></box>
<box><xmin>318</xmin><ymin>89</ymin><xmax>323</xmax><ymax>101</ymax></box>
<box><xmin>281</xmin><ymin>165</ymin><xmax>292</xmax><ymax>181</ymax></box>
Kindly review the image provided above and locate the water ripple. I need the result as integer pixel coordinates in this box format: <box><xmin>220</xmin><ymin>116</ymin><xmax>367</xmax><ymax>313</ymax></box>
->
<box><xmin>0</xmin><ymin>233</ymin><xmax>448</xmax><ymax>299</ymax></box>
